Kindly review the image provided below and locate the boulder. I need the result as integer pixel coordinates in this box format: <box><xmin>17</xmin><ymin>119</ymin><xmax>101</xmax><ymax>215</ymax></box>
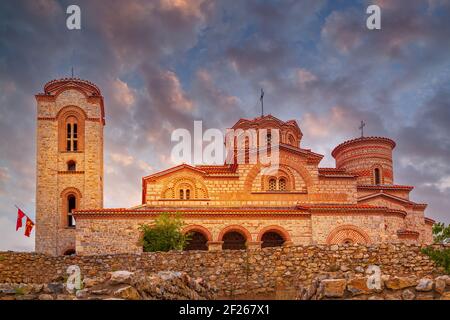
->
<box><xmin>347</xmin><ymin>277</ymin><xmax>371</xmax><ymax>296</ymax></box>
<box><xmin>321</xmin><ymin>279</ymin><xmax>346</xmax><ymax>298</ymax></box>
<box><xmin>384</xmin><ymin>276</ymin><xmax>417</xmax><ymax>290</ymax></box>
<box><xmin>113</xmin><ymin>285</ymin><xmax>141</xmax><ymax>300</ymax></box>
<box><xmin>415</xmin><ymin>278</ymin><xmax>433</xmax><ymax>292</ymax></box>
<box><xmin>38</xmin><ymin>294</ymin><xmax>54</xmax><ymax>300</ymax></box>
<box><xmin>401</xmin><ymin>289</ymin><xmax>415</xmax><ymax>300</ymax></box>
<box><xmin>83</xmin><ymin>277</ymin><xmax>100</xmax><ymax>288</ymax></box>
<box><xmin>109</xmin><ymin>271</ymin><xmax>134</xmax><ymax>285</ymax></box>
<box><xmin>435</xmin><ymin>276</ymin><xmax>447</xmax><ymax>294</ymax></box>
<box><xmin>45</xmin><ymin>283</ymin><xmax>64</xmax><ymax>294</ymax></box>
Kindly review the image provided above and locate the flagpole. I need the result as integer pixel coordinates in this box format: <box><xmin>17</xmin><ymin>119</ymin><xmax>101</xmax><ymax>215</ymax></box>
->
<box><xmin>14</xmin><ymin>205</ymin><xmax>35</xmax><ymax>224</ymax></box>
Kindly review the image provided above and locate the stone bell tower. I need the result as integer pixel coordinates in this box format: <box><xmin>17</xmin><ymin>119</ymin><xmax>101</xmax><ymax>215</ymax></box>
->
<box><xmin>35</xmin><ymin>78</ymin><xmax>105</xmax><ymax>256</ymax></box>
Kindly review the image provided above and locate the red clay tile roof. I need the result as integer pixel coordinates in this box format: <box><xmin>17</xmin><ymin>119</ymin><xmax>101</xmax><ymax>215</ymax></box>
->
<box><xmin>195</xmin><ymin>164</ymin><xmax>238</xmax><ymax>174</ymax></box>
<box><xmin>318</xmin><ymin>167</ymin><xmax>356</xmax><ymax>178</ymax></box>
<box><xmin>397</xmin><ymin>229</ymin><xmax>420</xmax><ymax>237</ymax></box>
<box><xmin>41</xmin><ymin>78</ymin><xmax>101</xmax><ymax>95</ymax></box>
<box><xmin>331</xmin><ymin>136</ymin><xmax>396</xmax><ymax>158</ymax></box>
<box><xmin>425</xmin><ymin>217</ymin><xmax>435</xmax><ymax>225</ymax></box>
<box><xmin>75</xmin><ymin>204</ymin><xmax>388</xmax><ymax>214</ymax></box>
<box><xmin>357</xmin><ymin>184</ymin><xmax>414</xmax><ymax>191</ymax></box>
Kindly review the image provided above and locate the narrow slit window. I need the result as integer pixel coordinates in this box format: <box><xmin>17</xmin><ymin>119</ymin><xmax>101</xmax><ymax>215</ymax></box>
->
<box><xmin>179</xmin><ymin>189</ymin><xmax>184</xmax><ymax>199</ymax></box>
<box><xmin>66</xmin><ymin>123</ymin><xmax>72</xmax><ymax>151</ymax></box>
<box><xmin>374</xmin><ymin>168</ymin><xmax>381</xmax><ymax>185</ymax></box>
<box><xmin>186</xmin><ymin>189</ymin><xmax>190</xmax><ymax>200</ymax></box>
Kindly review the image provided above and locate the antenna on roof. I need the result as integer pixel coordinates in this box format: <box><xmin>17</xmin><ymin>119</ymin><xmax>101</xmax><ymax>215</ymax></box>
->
<box><xmin>260</xmin><ymin>88</ymin><xmax>264</xmax><ymax>117</ymax></box>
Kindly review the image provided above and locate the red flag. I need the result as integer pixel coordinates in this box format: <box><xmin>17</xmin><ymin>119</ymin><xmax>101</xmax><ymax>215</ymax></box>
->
<box><xmin>24</xmin><ymin>217</ymin><xmax>34</xmax><ymax>237</ymax></box>
<box><xmin>16</xmin><ymin>209</ymin><xmax>25</xmax><ymax>231</ymax></box>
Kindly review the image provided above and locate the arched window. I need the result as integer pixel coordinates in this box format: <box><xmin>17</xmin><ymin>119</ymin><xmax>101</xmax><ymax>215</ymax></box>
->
<box><xmin>268</xmin><ymin>178</ymin><xmax>277</xmax><ymax>191</ymax></box>
<box><xmin>222</xmin><ymin>231</ymin><xmax>247</xmax><ymax>250</ymax></box>
<box><xmin>179</xmin><ymin>188</ymin><xmax>191</xmax><ymax>200</ymax></box>
<box><xmin>67</xmin><ymin>194</ymin><xmax>76</xmax><ymax>227</ymax></box>
<box><xmin>261</xmin><ymin>231</ymin><xmax>285</xmax><ymax>248</ymax></box>
<box><xmin>374</xmin><ymin>168</ymin><xmax>381</xmax><ymax>185</ymax></box>
<box><xmin>67</xmin><ymin>160</ymin><xmax>76</xmax><ymax>171</ymax></box>
<box><xmin>279</xmin><ymin>178</ymin><xmax>287</xmax><ymax>191</ymax></box>
<box><xmin>266</xmin><ymin>133</ymin><xmax>272</xmax><ymax>145</ymax></box>
<box><xmin>184</xmin><ymin>231</ymin><xmax>208</xmax><ymax>251</ymax></box>
<box><xmin>66</xmin><ymin>116</ymin><xmax>78</xmax><ymax>152</ymax></box>
<box><xmin>288</xmin><ymin>134</ymin><xmax>297</xmax><ymax>146</ymax></box>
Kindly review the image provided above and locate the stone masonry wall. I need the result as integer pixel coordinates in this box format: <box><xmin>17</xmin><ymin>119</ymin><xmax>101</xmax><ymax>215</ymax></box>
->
<box><xmin>0</xmin><ymin>244</ymin><xmax>445</xmax><ymax>298</ymax></box>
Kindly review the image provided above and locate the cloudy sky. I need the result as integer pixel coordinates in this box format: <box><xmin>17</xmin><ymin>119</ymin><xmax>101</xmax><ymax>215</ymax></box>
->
<box><xmin>1</xmin><ymin>0</ymin><xmax>449</xmax><ymax>251</ymax></box>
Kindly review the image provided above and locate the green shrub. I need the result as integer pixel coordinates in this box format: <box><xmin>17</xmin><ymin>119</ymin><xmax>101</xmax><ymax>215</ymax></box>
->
<box><xmin>432</xmin><ymin>222</ymin><xmax>450</xmax><ymax>243</ymax></box>
<box><xmin>139</xmin><ymin>213</ymin><xmax>191</xmax><ymax>252</ymax></box>
<box><xmin>0</xmin><ymin>255</ymin><xmax>5</xmax><ymax>261</ymax></box>
<box><xmin>421</xmin><ymin>247</ymin><xmax>450</xmax><ymax>274</ymax></box>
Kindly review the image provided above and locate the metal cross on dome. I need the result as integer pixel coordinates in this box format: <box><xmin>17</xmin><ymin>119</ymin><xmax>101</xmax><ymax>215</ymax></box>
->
<box><xmin>359</xmin><ymin>120</ymin><xmax>366</xmax><ymax>138</ymax></box>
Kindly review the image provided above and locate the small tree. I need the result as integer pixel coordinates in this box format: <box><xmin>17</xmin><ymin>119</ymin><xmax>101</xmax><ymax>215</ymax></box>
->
<box><xmin>139</xmin><ymin>213</ymin><xmax>191</xmax><ymax>252</ymax></box>
<box><xmin>432</xmin><ymin>222</ymin><xmax>450</xmax><ymax>243</ymax></box>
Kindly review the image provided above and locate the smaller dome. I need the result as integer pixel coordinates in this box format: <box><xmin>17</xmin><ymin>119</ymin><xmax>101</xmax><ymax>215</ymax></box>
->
<box><xmin>43</xmin><ymin>78</ymin><xmax>101</xmax><ymax>96</ymax></box>
<box><xmin>332</xmin><ymin>136</ymin><xmax>396</xmax><ymax>185</ymax></box>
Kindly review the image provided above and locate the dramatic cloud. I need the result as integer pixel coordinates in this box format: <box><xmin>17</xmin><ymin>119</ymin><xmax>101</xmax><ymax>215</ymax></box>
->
<box><xmin>1</xmin><ymin>0</ymin><xmax>449</xmax><ymax>251</ymax></box>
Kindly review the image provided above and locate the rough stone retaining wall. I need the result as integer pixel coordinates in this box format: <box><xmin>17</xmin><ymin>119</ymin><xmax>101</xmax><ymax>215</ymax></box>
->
<box><xmin>0</xmin><ymin>244</ymin><xmax>446</xmax><ymax>298</ymax></box>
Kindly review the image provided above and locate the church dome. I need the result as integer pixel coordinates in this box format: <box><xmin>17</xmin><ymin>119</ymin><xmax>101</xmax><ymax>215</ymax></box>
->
<box><xmin>332</xmin><ymin>136</ymin><xmax>396</xmax><ymax>185</ymax></box>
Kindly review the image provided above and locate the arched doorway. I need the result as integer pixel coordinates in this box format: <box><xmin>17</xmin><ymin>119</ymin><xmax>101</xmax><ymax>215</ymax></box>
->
<box><xmin>261</xmin><ymin>231</ymin><xmax>285</xmax><ymax>248</ymax></box>
<box><xmin>326</xmin><ymin>225</ymin><xmax>371</xmax><ymax>245</ymax></box>
<box><xmin>185</xmin><ymin>231</ymin><xmax>208</xmax><ymax>251</ymax></box>
<box><xmin>222</xmin><ymin>231</ymin><xmax>247</xmax><ymax>250</ymax></box>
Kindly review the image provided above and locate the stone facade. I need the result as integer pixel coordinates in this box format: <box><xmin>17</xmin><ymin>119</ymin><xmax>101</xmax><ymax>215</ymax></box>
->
<box><xmin>34</xmin><ymin>78</ymin><xmax>434</xmax><ymax>256</ymax></box>
<box><xmin>35</xmin><ymin>79</ymin><xmax>104</xmax><ymax>256</ymax></box>
<box><xmin>0</xmin><ymin>244</ymin><xmax>447</xmax><ymax>299</ymax></box>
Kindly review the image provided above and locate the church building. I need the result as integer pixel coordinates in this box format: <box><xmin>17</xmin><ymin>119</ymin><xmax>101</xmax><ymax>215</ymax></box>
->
<box><xmin>35</xmin><ymin>78</ymin><xmax>434</xmax><ymax>256</ymax></box>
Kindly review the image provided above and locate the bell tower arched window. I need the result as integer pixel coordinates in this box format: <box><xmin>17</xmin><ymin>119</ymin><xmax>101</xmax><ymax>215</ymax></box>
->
<box><xmin>66</xmin><ymin>116</ymin><xmax>78</xmax><ymax>152</ymax></box>
<box><xmin>57</xmin><ymin>107</ymin><xmax>85</xmax><ymax>153</ymax></box>
<box><xmin>67</xmin><ymin>194</ymin><xmax>76</xmax><ymax>227</ymax></box>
